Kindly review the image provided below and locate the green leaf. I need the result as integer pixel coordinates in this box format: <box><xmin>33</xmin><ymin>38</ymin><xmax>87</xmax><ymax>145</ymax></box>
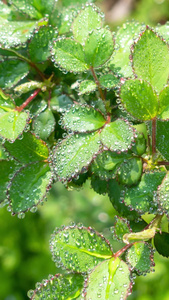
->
<box><xmin>132</xmin><ymin>28</ymin><xmax>169</xmax><ymax>92</ymax></box>
<box><xmin>28</xmin><ymin>273</ymin><xmax>84</xmax><ymax>300</ymax></box>
<box><xmin>109</xmin><ymin>21</ymin><xmax>145</xmax><ymax>77</ymax></box>
<box><xmin>99</xmin><ymin>74</ymin><xmax>119</xmax><ymax>89</ymax></box>
<box><xmin>117</xmin><ymin>157</ymin><xmax>143</xmax><ymax>186</ymax></box>
<box><xmin>131</xmin><ymin>131</ymin><xmax>146</xmax><ymax>156</ymax></box>
<box><xmin>154</xmin><ymin>232</ymin><xmax>169</xmax><ymax>258</ymax></box>
<box><xmin>108</xmin><ymin>179</ymin><xmax>140</xmax><ymax>221</ymax></box>
<box><xmin>111</xmin><ymin>216</ymin><xmax>131</xmax><ymax>242</ymax></box>
<box><xmin>0</xmin><ymin>60</ymin><xmax>30</xmax><ymax>89</ymax></box>
<box><xmin>84</xmin><ymin>28</ymin><xmax>114</xmax><ymax>68</ymax></box>
<box><xmin>32</xmin><ymin>108</ymin><xmax>55</xmax><ymax>140</ymax></box>
<box><xmin>126</xmin><ymin>242</ymin><xmax>153</xmax><ymax>275</ymax></box>
<box><xmin>28</xmin><ymin>26</ymin><xmax>57</xmax><ymax>63</ymax></box>
<box><xmin>79</xmin><ymin>80</ymin><xmax>97</xmax><ymax>95</ymax></box>
<box><xmin>52</xmin><ymin>38</ymin><xmax>88</xmax><ymax>73</ymax></box>
<box><xmin>62</xmin><ymin>0</ymin><xmax>94</xmax><ymax>7</ymax></box>
<box><xmin>28</xmin><ymin>99</ymin><xmax>47</xmax><ymax>117</ymax></box>
<box><xmin>91</xmin><ymin>175</ymin><xmax>108</xmax><ymax>195</ymax></box>
<box><xmin>10</xmin><ymin>0</ymin><xmax>55</xmax><ymax>19</ymax></box>
<box><xmin>157</xmin><ymin>172</ymin><xmax>169</xmax><ymax>216</ymax></box>
<box><xmin>100</xmin><ymin>119</ymin><xmax>134</xmax><ymax>152</ymax></box>
<box><xmin>120</xmin><ymin>79</ymin><xmax>158</xmax><ymax>121</ymax></box>
<box><xmin>0</xmin><ymin>108</ymin><xmax>29</xmax><ymax>142</ymax></box>
<box><xmin>4</xmin><ymin>132</ymin><xmax>49</xmax><ymax>163</ymax></box>
<box><xmin>50</xmin><ymin>225</ymin><xmax>113</xmax><ymax>272</ymax></box>
<box><xmin>14</xmin><ymin>81</ymin><xmax>43</xmax><ymax>95</ymax></box>
<box><xmin>158</xmin><ymin>85</ymin><xmax>169</xmax><ymax>120</ymax></box>
<box><xmin>0</xmin><ymin>2</ymin><xmax>12</xmax><ymax>19</ymax></box>
<box><xmin>85</xmin><ymin>257</ymin><xmax>131</xmax><ymax>300</ymax></box>
<box><xmin>156</xmin><ymin>120</ymin><xmax>169</xmax><ymax>160</ymax></box>
<box><xmin>50</xmin><ymin>89</ymin><xmax>73</xmax><ymax>113</ymax></box>
<box><xmin>0</xmin><ymin>160</ymin><xmax>20</xmax><ymax>203</ymax></box>
<box><xmin>156</xmin><ymin>23</ymin><xmax>169</xmax><ymax>43</ymax></box>
<box><xmin>123</xmin><ymin>171</ymin><xmax>166</xmax><ymax>214</ymax></box>
<box><xmin>91</xmin><ymin>151</ymin><xmax>130</xmax><ymax>180</ymax></box>
<box><xmin>72</xmin><ymin>5</ymin><xmax>103</xmax><ymax>44</ymax></box>
<box><xmin>8</xmin><ymin>162</ymin><xmax>52</xmax><ymax>214</ymax></box>
<box><xmin>62</xmin><ymin>104</ymin><xmax>106</xmax><ymax>132</ymax></box>
<box><xmin>0</xmin><ymin>19</ymin><xmax>38</xmax><ymax>47</ymax></box>
<box><xmin>50</xmin><ymin>7</ymin><xmax>78</xmax><ymax>33</ymax></box>
<box><xmin>53</xmin><ymin>132</ymin><xmax>101</xmax><ymax>181</ymax></box>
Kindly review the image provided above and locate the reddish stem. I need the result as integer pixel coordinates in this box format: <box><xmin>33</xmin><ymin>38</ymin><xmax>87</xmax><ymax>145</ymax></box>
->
<box><xmin>114</xmin><ymin>243</ymin><xmax>132</xmax><ymax>258</ymax></box>
<box><xmin>16</xmin><ymin>89</ymin><xmax>41</xmax><ymax>112</ymax></box>
<box><xmin>90</xmin><ymin>67</ymin><xmax>105</xmax><ymax>102</ymax></box>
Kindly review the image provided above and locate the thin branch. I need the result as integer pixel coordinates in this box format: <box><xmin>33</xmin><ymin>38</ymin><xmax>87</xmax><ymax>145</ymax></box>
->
<box><xmin>114</xmin><ymin>244</ymin><xmax>132</xmax><ymax>258</ymax></box>
<box><xmin>16</xmin><ymin>89</ymin><xmax>41</xmax><ymax>112</ymax></box>
<box><xmin>90</xmin><ymin>67</ymin><xmax>105</xmax><ymax>102</ymax></box>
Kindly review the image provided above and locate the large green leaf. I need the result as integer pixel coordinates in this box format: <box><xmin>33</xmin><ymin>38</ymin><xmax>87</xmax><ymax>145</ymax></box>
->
<box><xmin>154</xmin><ymin>232</ymin><xmax>169</xmax><ymax>258</ymax></box>
<box><xmin>109</xmin><ymin>21</ymin><xmax>145</xmax><ymax>77</ymax></box>
<box><xmin>123</xmin><ymin>171</ymin><xmax>166</xmax><ymax>214</ymax></box>
<box><xmin>100</xmin><ymin>119</ymin><xmax>134</xmax><ymax>152</ymax></box>
<box><xmin>52</xmin><ymin>38</ymin><xmax>88</xmax><ymax>73</ymax></box>
<box><xmin>157</xmin><ymin>172</ymin><xmax>169</xmax><ymax>217</ymax></box>
<box><xmin>84</xmin><ymin>28</ymin><xmax>114</xmax><ymax>68</ymax></box>
<box><xmin>0</xmin><ymin>19</ymin><xmax>38</xmax><ymax>47</ymax></box>
<box><xmin>0</xmin><ymin>60</ymin><xmax>30</xmax><ymax>89</ymax></box>
<box><xmin>53</xmin><ymin>132</ymin><xmax>101</xmax><ymax>181</ymax></box>
<box><xmin>72</xmin><ymin>5</ymin><xmax>103</xmax><ymax>44</ymax></box>
<box><xmin>158</xmin><ymin>85</ymin><xmax>169</xmax><ymax>120</ymax></box>
<box><xmin>84</xmin><ymin>257</ymin><xmax>131</xmax><ymax>300</ymax></box>
<box><xmin>156</xmin><ymin>120</ymin><xmax>169</xmax><ymax>160</ymax></box>
<box><xmin>120</xmin><ymin>79</ymin><xmax>158</xmax><ymax>121</ymax></box>
<box><xmin>28</xmin><ymin>273</ymin><xmax>84</xmax><ymax>300</ymax></box>
<box><xmin>28</xmin><ymin>26</ymin><xmax>57</xmax><ymax>63</ymax></box>
<box><xmin>50</xmin><ymin>225</ymin><xmax>113</xmax><ymax>272</ymax></box>
<box><xmin>0</xmin><ymin>108</ymin><xmax>29</xmax><ymax>142</ymax></box>
<box><xmin>132</xmin><ymin>28</ymin><xmax>169</xmax><ymax>92</ymax></box>
<box><xmin>126</xmin><ymin>242</ymin><xmax>153</xmax><ymax>275</ymax></box>
<box><xmin>62</xmin><ymin>104</ymin><xmax>106</xmax><ymax>132</ymax></box>
<box><xmin>8</xmin><ymin>162</ymin><xmax>52</xmax><ymax>214</ymax></box>
<box><xmin>4</xmin><ymin>132</ymin><xmax>49</xmax><ymax>163</ymax></box>
<box><xmin>0</xmin><ymin>160</ymin><xmax>20</xmax><ymax>203</ymax></box>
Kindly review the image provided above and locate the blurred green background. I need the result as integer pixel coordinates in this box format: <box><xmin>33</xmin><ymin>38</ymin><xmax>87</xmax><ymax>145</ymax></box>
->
<box><xmin>0</xmin><ymin>0</ymin><xmax>169</xmax><ymax>299</ymax></box>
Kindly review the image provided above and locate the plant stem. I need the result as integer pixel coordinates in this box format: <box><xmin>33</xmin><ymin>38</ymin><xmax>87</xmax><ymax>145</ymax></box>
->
<box><xmin>152</xmin><ymin>117</ymin><xmax>156</xmax><ymax>161</ymax></box>
<box><xmin>114</xmin><ymin>244</ymin><xmax>132</xmax><ymax>258</ymax></box>
<box><xmin>16</xmin><ymin>88</ymin><xmax>41</xmax><ymax>112</ymax></box>
<box><xmin>90</xmin><ymin>67</ymin><xmax>105</xmax><ymax>102</ymax></box>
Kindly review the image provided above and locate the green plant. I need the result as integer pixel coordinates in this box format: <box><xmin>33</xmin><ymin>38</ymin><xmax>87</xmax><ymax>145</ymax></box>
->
<box><xmin>0</xmin><ymin>0</ymin><xmax>169</xmax><ymax>299</ymax></box>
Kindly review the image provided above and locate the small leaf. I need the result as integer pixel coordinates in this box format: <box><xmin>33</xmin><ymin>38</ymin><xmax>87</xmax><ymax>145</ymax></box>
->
<box><xmin>120</xmin><ymin>79</ymin><xmax>158</xmax><ymax>121</ymax></box>
<box><xmin>50</xmin><ymin>89</ymin><xmax>73</xmax><ymax>113</ymax></box>
<box><xmin>117</xmin><ymin>157</ymin><xmax>143</xmax><ymax>186</ymax></box>
<box><xmin>109</xmin><ymin>21</ymin><xmax>145</xmax><ymax>77</ymax></box>
<box><xmin>0</xmin><ymin>19</ymin><xmax>38</xmax><ymax>47</ymax></box>
<box><xmin>28</xmin><ymin>273</ymin><xmax>84</xmax><ymax>300</ymax></box>
<box><xmin>132</xmin><ymin>28</ymin><xmax>169</xmax><ymax>92</ymax></box>
<box><xmin>111</xmin><ymin>216</ymin><xmax>131</xmax><ymax>242</ymax></box>
<box><xmin>100</xmin><ymin>119</ymin><xmax>134</xmax><ymax>152</ymax></box>
<box><xmin>84</xmin><ymin>28</ymin><xmax>114</xmax><ymax>68</ymax></box>
<box><xmin>108</xmin><ymin>179</ymin><xmax>140</xmax><ymax>221</ymax></box>
<box><xmin>0</xmin><ymin>160</ymin><xmax>20</xmax><ymax>203</ymax></box>
<box><xmin>72</xmin><ymin>5</ymin><xmax>103</xmax><ymax>44</ymax></box>
<box><xmin>84</xmin><ymin>257</ymin><xmax>131</xmax><ymax>300</ymax></box>
<box><xmin>79</xmin><ymin>80</ymin><xmax>97</xmax><ymax>95</ymax></box>
<box><xmin>8</xmin><ymin>162</ymin><xmax>52</xmax><ymax>214</ymax></box>
<box><xmin>28</xmin><ymin>26</ymin><xmax>57</xmax><ymax>63</ymax></box>
<box><xmin>156</xmin><ymin>120</ymin><xmax>169</xmax><ymax>161</ymax></box>
<box><xmin>0</xmin><ymin>60</ymin><xmax>30</xmax><ymax>89</ymax></box>
<box><xmin>91</xmin><ymin>175</ymin><xmax>108</xmax><ymax>195</ymax></box>
<box><xmin>91</xmin><ymin>151</ymin><xmax>130</xmax><ymax>180</ymax></box>
<box><xmin>4</xmin><ymin>132</ymin><xmax>49</xmax><ymax>163</ymax></box>
<box><xmin>50</xmin><ymin>7</ymin><xmax>78</xmax><ymax>33</ymax></box>
<box><xmin>155</xmin><ymin>23</ymin><xmax>169</xmax><ymax>43</ymax></box>
<box><xmin>123</xmin><ymin>171</ymin><xmax>166</xmax><ymax>214</ymax></box>
<box><xmin>157</xmin><ymin>172</ymin><xmax>169</xmax><ymax>216</ymax></box>
<box><xmin>0</xmin><ymin>108</ymin><xmax>29</xmax><ymax>142</ymax></box>
<box><xmin>131</xmin><ymin>131</ymin><xmax>146</xmax><ymax>156</ymax></box>
<box><xmin>14</xmin><ymin>81</ymin><xmax>44</xmax><ymax>95</ymax></box>
<box><xmin>50</xmin><ymin>225</ymin><xmax>113</xmax><ymax>272</ymax></box>
<box><xmin>62</xmin><ymin>104</ymin><xmax>106</xmax><ymax>132</ymax></box>
<box><xmin>99</xmin><ymin>74</ymin><xmax>119</xmax><ymax>89</ymax></box>
<box><xmin>32</xmin><ymin>108</ymin><xmax>55</xmax><ymax>140</ymax></box>
<box><xmin>53</xmin><ymin>132</ymin><xmax>101</xmax><ymax>181</ymax></box>
<box><xmin>126</xmin><ymin>242</ymin><xmax>154</xmax><ymax>275</ymax></box>
<box><xmin>154</xmin><ymin>232</ymin><xmax>169</xmax><ymax>258</ymax></box>
<box><xmin>158</xmin><ymin>85</ymin><xmax>169</xmax><ymax>120</ymax></box>
<box><xmin>52</xmin><ymin>38</ymin><xmax>88</xmax><ymax>73</ymax></box>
